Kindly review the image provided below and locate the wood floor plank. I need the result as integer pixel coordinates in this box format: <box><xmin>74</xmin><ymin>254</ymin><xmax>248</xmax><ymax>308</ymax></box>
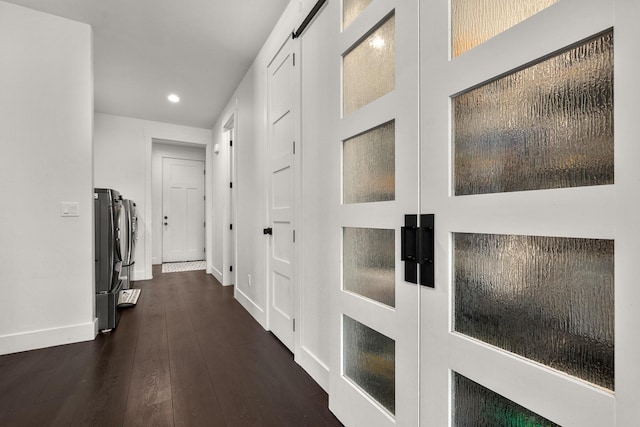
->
<box><xmin>172</xmin><ymin>383</ymin><xmax>226</xmax><ymax>427</ymax></box>
<box><xmin>0</xmin><ymin>267</ymin><xmax>343</xmax><ymax>427</ymax></box>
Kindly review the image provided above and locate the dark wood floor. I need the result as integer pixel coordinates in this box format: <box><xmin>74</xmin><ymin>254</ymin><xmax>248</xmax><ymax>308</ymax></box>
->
<box><xmin>0</xmin><ymin>266</ymin><xmax>343</xmax><ymax>427</ymax></box>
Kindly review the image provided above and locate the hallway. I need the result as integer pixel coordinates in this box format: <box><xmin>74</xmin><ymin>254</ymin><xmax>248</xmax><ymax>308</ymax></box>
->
<box><xmin>0</xmin><ymin>267</ymin><xmax>342</xmax><ymax>426</ymax></box>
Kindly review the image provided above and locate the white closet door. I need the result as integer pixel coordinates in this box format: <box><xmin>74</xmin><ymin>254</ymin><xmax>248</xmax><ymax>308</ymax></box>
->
<box><xmin>266</xmin><ymin>36</ymin><xmax>299</xmax><ymax>352</ymax></box>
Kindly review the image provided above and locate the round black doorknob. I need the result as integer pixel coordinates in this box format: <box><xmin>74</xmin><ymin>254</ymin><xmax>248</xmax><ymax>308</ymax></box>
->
<box><xmin>164</xmin><ymin>216</ymin><xmax>168</xmax><ymax>219</ymax></box>
<box><xmin>164</xmin><ymin>222</ymin><xmax>168</xmax><ymax>226</ymax></box>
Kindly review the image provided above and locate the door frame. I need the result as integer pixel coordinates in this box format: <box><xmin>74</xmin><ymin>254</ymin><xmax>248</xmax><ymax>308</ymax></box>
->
<box><xmin>265</xmin><ymin>34</ymin><xmax>303</xmax><ymax>355</ymax></box>
<box><xmin>144</xmin><ymin>129</ymin><xmax>212</xmax><ymax>280</ymax></box>
<box><xmin>224</xmin><ymin>115</ymin><xmax>237</xmax><ymax>286</ymax></box>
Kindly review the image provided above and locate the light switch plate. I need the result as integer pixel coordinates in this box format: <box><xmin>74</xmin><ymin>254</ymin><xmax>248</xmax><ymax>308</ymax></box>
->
<box><xmin>60</xmin><ymin>202</ymin><xmax>80</xmax><ymax>217</ymax></box>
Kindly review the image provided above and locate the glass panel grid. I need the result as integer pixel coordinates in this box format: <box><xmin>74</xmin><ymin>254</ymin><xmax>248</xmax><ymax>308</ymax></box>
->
<box><xmin>343</xmin><ymin>121</ymin><xmax>395</xmax><ymax>204</ymax></box>
<box><xmin>452</xmin><ymin>0</ymin><xmax>559</xmax><ymax>57</ymax></box>
<box><xmin>343</xmin><ymin>227</ymin><xmax>395</xmax><ymax>307</ymax></box>
<box><xmin>454</xmin><ymin>31</ymin><xmax>614</xmax><ymax>195</ymax></box>
<box><xmin>343</xmin><ymin>14</ymin><xmax>395</xmax><ymax>116</ymax></box>
<box><xmin>453</xmin><ymin>372</ymin><xmax>560</xmax><ymax>426</ymax></box>
<box><xmin>343</xmin><ymin>315</ymin><xmax>395</xmax><ymax>414</ymax></box>
<box><xmin>344</xmin><ymin>0</ymin><xmax>374</xmax><ymax>29</ymax></box>
<box><xmin>454</xmin><ymin>233</ymin><xmax>614</xmax><ymax>390</ymax></box>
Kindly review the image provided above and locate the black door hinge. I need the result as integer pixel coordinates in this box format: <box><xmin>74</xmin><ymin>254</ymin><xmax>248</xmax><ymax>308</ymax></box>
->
<box><xmin>230</xmin><ymin>140</ymin><xmax>233</xmax><ymax>147</ymax></box>
<box><xmin>293</xmin><ymin>318</ymin><xmax>296</xmax><ymax>331</ymax></box>
<box><xmin>230</xmin><ymin>182</ymin><xmax>233</xmax><ymax>189</ymax></box>
<box><xmin>230</xmin><ymin>224</ymin><xmax>233</xmax><ymax>230</ymax></box>
<box><xmin>230</xmin><ymin>266</ymin><xmax>233</xmax><ymax>272</ymax></box>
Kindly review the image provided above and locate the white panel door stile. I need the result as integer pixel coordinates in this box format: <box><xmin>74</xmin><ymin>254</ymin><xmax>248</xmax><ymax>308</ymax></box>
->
<box><xmin>162</xmin><ymin>157</ymin><xmax>205</xmax><ymax>263</ymax></box>
<box><xmin>266</xmin><ymin>36</ymin><xmax>298</xmax><ymax>352</ymax></box>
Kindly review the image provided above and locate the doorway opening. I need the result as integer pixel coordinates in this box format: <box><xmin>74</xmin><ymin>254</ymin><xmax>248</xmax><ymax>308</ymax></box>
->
<box><xmin>151</xmin><ymin>140</ymin><xmax>206</xmax><ymax>270</ymax></box>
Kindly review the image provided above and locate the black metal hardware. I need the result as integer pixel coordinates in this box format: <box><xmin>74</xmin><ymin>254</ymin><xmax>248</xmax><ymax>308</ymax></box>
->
<box><xmin>401</xmin><ymin>215</ymin><xmax>418</xmax><ymax>284</ymax></box>
<box><xmin>164</xmin><ymin>222</ymin><xmax>168</xmax><ymax>226</ymax></box>
<box><xmin>263</xmin><ymin>227</ymin><xmax>273</xmax><ymax>235</ymax></box>
<box><xmin>292</xmin><ymin>0</ymin><xmax>327</xmax><ymax>39</ymax></box>
<box><xmin>420</xmin><ymin>214</ymin><xmax>435</xmax><ymax>288</ymax></box>
<box><xmin>402</xmin><ymin>214</ymin><xmax>435</xmax><ymax>287</ymax></box>
<box><xmin>164</xmin><ymin>216</ymin><xmax>168</xmax><ymax>219</ymax></box>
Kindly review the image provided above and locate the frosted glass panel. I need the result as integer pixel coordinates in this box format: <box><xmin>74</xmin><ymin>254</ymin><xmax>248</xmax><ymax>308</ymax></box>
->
<box><xmin>344</xmin><ymin>227</ymin><xmax>395</xmax><ymax>307</ymax></box>
<box><xmin>344</xmin><ymin>0</ymin><xmax>374</xmax><ymax>28</ymax></box>
<box><xmin>454</xmin><ymin>31</ymin><xmax>614</xmax><ymax>195</ymax></box>
<box><xmin>454</xmin><ymin>233</ymin><xmax>614</xmax><ymax>390</ymax></box>
<box><xmin>343</xmin><ymin>15</ymin><xmax>395</xmax><ymax>115</ymax></box>
<box><xmin>343</xmin><ymin>315</ymin><xmax>395</xmax><ymax>414</ymax></box>
<box><xmin>344</xmin><ymin>121</ymin><xmax>395</xmax><ymax>204</ymax></box>
<box><xmin>453</xmin><ymin>372</ymin><xmax>559</xmax><ymax>426</ymax></box>
<box><xmin>452</xmin><ymin>0</ymin><xmax>558</xmax><ymax>57</ymax></box>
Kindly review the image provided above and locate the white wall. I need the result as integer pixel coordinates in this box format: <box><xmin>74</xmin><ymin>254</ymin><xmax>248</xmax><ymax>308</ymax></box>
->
<box><xmin>151</xmin><ymin>142</ymin><xmax>206</xmax><ymax>264</ymax></box>
<box><xmin>94</xmin><ymin>113</ymin><xmax>212</xmax><ymax>280</ymax></box>
<box><xmin>210</xmin><ymin>0</ymin><xmax>335</xmax><ymax>390</ymax></box>
<box><xmin>0</xmin><ymin>2</ymin><xmax>94</xmax><ymax>354</ymax></box>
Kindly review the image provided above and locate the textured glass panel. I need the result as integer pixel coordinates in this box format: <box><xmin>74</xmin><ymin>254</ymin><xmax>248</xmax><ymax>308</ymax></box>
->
<box><xmin>343</xmin><ymin>315</ymin><xmax>395</xmax><ymax>414</ymax></box>
<box><xmin>344</xmin><ymin>227</ymin><xmax>395</xmax><ymax>307</ymax></box>
<box><xmin>454</xmin><ymin>233</ymin><xmax>614</xmax><ymax>390</ymax></box>
<box><xmin>452</xmin><ymin>0</ymin><xmax>558</xmax><ymax>57</ymax></box>
<box><xmin>453</xmin><ymin>372</ymin><xmax>560</xmax><ymax>426</ymax></box>
<box><xmin>344</xmin><ymin>121</ymin><xmax>395</xmax><ymax>204</ymax></box>
<box><xmin>343</xmin><ymin>15</ymin><xmax>395</xmax><ymax>115</ymax></box>
<box><xmin>344</xmin><ymin>0</ymin><xmax>374</xmax><ymax>28</ymax></box>
<box><xmin>454</xmin><ymin>32</ymin><xmax>614</xmax><ymax>195</ymax></box>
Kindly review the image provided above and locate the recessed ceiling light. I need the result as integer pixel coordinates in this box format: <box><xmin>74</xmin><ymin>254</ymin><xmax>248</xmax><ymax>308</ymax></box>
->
<box><xmin>168</xmin><ymin>94</ymin><xmax>180</xmax><ymax>103</ymax></box>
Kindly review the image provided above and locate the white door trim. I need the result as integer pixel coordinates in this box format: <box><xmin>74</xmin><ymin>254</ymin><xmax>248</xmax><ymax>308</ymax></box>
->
<box><xmin>144</xmin><ymin>128</ymin><xmax>212</xmax><ymax>280</ymax></box>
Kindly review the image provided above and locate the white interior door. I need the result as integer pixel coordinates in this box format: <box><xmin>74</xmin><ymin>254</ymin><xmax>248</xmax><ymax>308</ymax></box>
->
<box><xmin>418</xmin><ymin>0</ymin><xmax>636</xmax><ymax>425</ymax></box>
<box><xmin>329</xmin><ymin>0</ymin><xmax>420</xmax><ymax>425</ymax></box>
<box><xmin>162</xmin><ymin>157</ymin><xmax>205</xmax><ymax>263</ymax></box>
<box><xmin>266</xmin><ymin>36</ymin><xmax>298</xmax><ymax>352</ymax></box>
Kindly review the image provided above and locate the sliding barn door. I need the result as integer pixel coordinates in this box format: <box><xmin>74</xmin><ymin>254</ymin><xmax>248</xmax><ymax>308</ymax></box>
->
<box><xmin>419</xmin><ymin>0</ymin><xmax>640</xmax><ymax>425</ymax></box>
<box><xmin>329</xmin><ymin>0</ymin><xmax>420</xmax><ymax>425</ymax></box>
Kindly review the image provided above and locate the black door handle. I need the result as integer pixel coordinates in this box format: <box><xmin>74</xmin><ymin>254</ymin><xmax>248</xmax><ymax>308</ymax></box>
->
<box><xmin>420</xmin><ymin>214</ymin><xmax>435</xmax><ymax>288</ymax></box>
<box><xmin>164</xmin><ymin>222</ymin><xmax>168</xmax><ymax>226</ymax></box>
<box><xmin>164</xmin><ymin>216</ymin><xmax>168</xmax><ymax>219</ymax></box>
<box><xmin>401</xmin><ymin>214</ymin><xmax>435</xmax><ymax>287</ymax></box>
<box><xmin>263</xmin><ymin>227</ymin><xmax>273</xmax><ymax>235</ymax></box>
<box><xmin>401</xmin><ymin>215</ymin><xmax>418</xmax><ymax>284</ymax></box>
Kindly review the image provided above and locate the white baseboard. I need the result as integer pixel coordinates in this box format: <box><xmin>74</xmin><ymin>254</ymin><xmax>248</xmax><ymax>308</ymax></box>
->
<box><xmin>0</xmin><ymin>320</ymin><xmax>96</xmax><ymax>356</ymax></box>
<box><xmin>235</xmin><ymin>287</ymin><xmax>266</xmax><ymax>329</ymax></box>
<box><xmin>295</xmin><ymin>345</ymin><xmax>330</xmax><ymax>392</ymax></box>
<box><xmin>211</xmin><ymin>265</ymin><xmax>223</xmax><ymax>283</ymax></box>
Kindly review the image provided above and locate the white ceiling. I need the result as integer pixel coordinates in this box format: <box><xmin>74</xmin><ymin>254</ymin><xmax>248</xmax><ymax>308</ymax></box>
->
<box><xmin>5</xmin><ymin>0</ymin><xmax>291</xmax><ymax>128</ymax></box>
